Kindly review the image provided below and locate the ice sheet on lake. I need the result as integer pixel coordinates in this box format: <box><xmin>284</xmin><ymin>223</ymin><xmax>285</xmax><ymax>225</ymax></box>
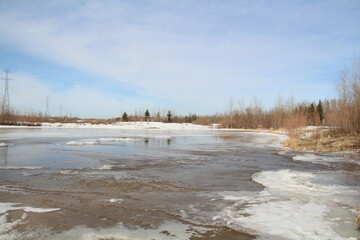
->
<box><xmin>99</xmin><ymin>137</ymin><xmax>140</xmax><ymax>142</ymax></box>
<box><xmin>215</xmin><ymin>169</ymin><xmax>360</xmax><ymax>240</ymax></box>
<box><xmin>0</xmin><ymin>166</ymin><xmax>43</xmax><ymax>170</ymax></box>
<box><xmin>293</xmin><ymin>153</ymin><xmax>360</xmax><ymax>166</ymax></box>
<box><xmin>66</xmin><ymin>140</ymin><xmax>99</xmax><ymax>146</ymax></box>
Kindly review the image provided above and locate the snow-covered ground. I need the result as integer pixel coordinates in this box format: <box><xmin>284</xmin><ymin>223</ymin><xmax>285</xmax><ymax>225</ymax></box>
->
<box><xmin>215</xmin><ymin>169</ymin><xmax>360</xmax><ymax>240</ymax></box>
<box><xmin>41</xmin><ymin>122</ymin><xmax>210</xmax><ymax>130</ymax></box>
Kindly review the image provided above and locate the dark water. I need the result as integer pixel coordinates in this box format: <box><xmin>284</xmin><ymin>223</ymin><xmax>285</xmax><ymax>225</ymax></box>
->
<box><xmin>0</xmin><ymin>128</ymin><xmax>359</xmax><ymax>239</ymax></box>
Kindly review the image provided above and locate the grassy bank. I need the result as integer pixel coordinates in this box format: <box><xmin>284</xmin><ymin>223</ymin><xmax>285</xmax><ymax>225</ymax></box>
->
<box><xmin>284</xmin><ymin>130</ymin><xmax>359</xmax><ymax>153</ymax></box>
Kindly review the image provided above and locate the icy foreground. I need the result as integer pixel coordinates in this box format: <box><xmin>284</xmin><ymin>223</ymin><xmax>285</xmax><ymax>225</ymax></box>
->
<box><xmin>216</xmin><ymin>169</ymin><xmax>360</xmax><ymax>240</ymax></box>
<box><xmin>0</xmin><ymin>127</ymin><xmax>359</xmax><ymax>239</ymax></box>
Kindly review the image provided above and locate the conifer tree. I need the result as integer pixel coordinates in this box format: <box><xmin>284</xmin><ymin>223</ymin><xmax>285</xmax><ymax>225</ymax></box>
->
<box><xmin>309</xmin><ymin>103</ymin><xmax>316</xmax><ymax>125</ymax></box>
<box><xmin>167</xmin><ymin>111</ymin><xmax>172</xmax><ymax>122</ymax></box>
<box><xmin>317</xmin><ymin>100</ymin><xmax>324</xmax><ymax>125</ymax></box>
<box><xmin>122</xmin><ymin>112</ymin><xmax>128</xmax><ymax>122</ymax></box>
<box><xmin>145</xmin><ymin>109</ymin><xmax>150</xmax><ymax>121</ymax></box>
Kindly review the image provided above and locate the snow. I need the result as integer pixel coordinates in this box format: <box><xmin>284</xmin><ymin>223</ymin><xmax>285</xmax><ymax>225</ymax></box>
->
<box><xmin>0</xmin><ymin>166</ymin><xmax>43</xmax><ymax>170</ymax></box>
<box><xmin>215</xmin><ymin>169</ymin><xmax>360</xmax><ymax>240</ymax></box>
<box><xmin>0</xmin><ymin>203</ymin><xmax>60</xmax><ymax>239</ymax></box>
<box><xmin>108</xmin><ymin>199</ymin><xmax>123</xmax><ymax>203</ymax></box>
<box><xmin>293</xmin><ymin>153</ymin><xmax>360</xmax><ymax>166</ymax></box>
<box><xmin>49</xmin><ymin>221</ymin><xmax>210</xmax><ymax>240</ymax></box>
<box><xmin>65</xmin><ymin>136</ymin><xmax>172</xmax><ymax>146</ymax></box>
<box><xmin>0</xmin><ymin>220</ymin><xmax>211</xmax><ymax>240</ymax></box>
<box><xmin>41</xmin><ymin>122</ymin><xmax>210</xmax><ymax>130</ymax></box>
<box><xmin>302</xmin><ymin>126</ymin><xmax>331</xmax><ymax>131</ymax></box>
<box><xmin>0</xmin><ymin>213</ymin><xmax>23</xmax><ymax>238</ymax></box>
<box><xmin>98</xmin><ymin>165</ymin><xmax>113</xmax><ymax>170</ymax></box>
<box><xmin>99</xmin><ymin>137</ymin><xmax>140</xmax><ymax>142</ymax></box>
<box><xmin>0</xmin><ymin>143</ymin><xmax>7</xmax><ymax>147</ymax></box>
<box><xmin>66</xmin><ymin>140</ymin><xmax>99</xmax><ymax>145</ymax></box>
<box><xmin>0</xmin><ymin>202</ymin><xmax>60</xmax><ymax>214</ymax></box>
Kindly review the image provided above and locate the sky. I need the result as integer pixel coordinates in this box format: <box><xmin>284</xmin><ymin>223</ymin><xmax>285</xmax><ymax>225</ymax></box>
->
<box><xmin>0</xmin><ymin>0</ymin><xmax>359</xmax><ymax>118</ymax></box>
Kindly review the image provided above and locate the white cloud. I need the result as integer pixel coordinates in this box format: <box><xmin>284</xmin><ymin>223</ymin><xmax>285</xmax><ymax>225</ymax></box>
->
<box><xmin>0</xmin><ymin>0</ymin><xmax>359</xmax><ymax>116</ymax></box>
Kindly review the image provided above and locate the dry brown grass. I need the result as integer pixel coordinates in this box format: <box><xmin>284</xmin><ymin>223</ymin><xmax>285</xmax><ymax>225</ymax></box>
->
<box><xmin>284</xmin><ymin>130</ymin><xmax>359</xmax><ymax>153</ymax></box>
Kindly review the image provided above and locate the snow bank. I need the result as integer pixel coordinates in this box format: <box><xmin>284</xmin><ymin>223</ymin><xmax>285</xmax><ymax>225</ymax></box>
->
<box><xmin>42</xmin><ymin>122</ymin><xmax>209</xmax><ymax>130</ymax></box>
<box><xmin>215</xmin><ymin>169</ymin><xmax>360</xmax><ymax>239</ymax></box>
<box><xmin>293</xmin><ymin>153</ymin><xmax>360</xmax><ymax>166</ymax></box>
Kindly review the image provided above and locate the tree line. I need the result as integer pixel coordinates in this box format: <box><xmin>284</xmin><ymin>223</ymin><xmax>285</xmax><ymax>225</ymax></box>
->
<box><xmin>1</xmin><ymin>59</ymin><xmax>359</xmax><ymax>135</ymax></box>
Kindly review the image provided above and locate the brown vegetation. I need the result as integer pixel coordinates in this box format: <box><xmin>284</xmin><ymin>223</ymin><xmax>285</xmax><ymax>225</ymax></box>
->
<box><xmin>284</xmin><ymin>130</ymin><xmax>359</xmax><ymax>152</ymax></box>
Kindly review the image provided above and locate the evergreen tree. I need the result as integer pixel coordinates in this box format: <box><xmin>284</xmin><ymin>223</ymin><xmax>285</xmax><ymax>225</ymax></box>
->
<box><xmin>317</xmin><ymin>100</ymin><xmax>324</xmax><ymax>124</ymax></box>
<box><xmin>122</xmin><ymin>112</ymin><xmax>128</xmax><ymax>122</ymax></box>
<box><xmin>145</xmin><ymin>109</ymin><xmax>150</xmax><ymax>121</ymax></box>
<box><xmin>167</xmin><ymin>111</ymin><xmax>172</xmax><ymax>122</ymax></box>
<box><xmin>309</xmin><ymin>103</ymin><xmax>316</xmax><ymax>125</ymax></box>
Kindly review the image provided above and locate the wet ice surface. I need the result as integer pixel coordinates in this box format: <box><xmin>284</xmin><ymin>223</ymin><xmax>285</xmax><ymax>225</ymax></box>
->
<box><xmin>0</xmin><ymin>128</ymin><xmax>359</xmax><ymax>240</ymax></box>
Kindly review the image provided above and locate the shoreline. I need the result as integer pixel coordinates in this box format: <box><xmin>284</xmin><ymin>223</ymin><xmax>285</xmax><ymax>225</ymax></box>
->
<box><xmin>1</xmin><ymin>122</ymin><xmax>358</xmax><ymax>154</ymax></box>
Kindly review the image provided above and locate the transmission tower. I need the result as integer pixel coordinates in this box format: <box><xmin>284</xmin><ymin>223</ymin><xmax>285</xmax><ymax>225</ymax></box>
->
<box><xmin>45</xmin><ymin>96</ymin><xmax>50</xmax><ymax>117</ymax></box>
<box><xmin>1</xmin><ymin>69</ymin><xmax>11</xmax><ymax>115</ymax></box>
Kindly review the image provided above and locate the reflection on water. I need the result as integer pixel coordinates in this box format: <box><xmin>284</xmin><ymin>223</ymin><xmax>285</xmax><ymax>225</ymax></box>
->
<box><xmin>0</xmin><ymin>146</ymin><xmax>7</xmax><ymax>166</ymax></box>
<box><xmin>143</xmin><ymin>137</ymin><xmax>173</xmax><ymax>146</ymax></box>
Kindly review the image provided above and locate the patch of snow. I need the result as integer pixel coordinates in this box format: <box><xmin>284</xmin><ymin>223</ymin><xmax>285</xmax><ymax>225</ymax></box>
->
<box><xmin>59</xmin><ymin>170</ymin><xmax>75</xmax><ymax>175</ymax></box>
<box><xmin>108</xmin><ymin>199</ymin><xmax>123</xmax><ymax>203</ymax></box>
<box><xmin>7</xmin><ymin>221</ymin><xmax>211</xmax><ymax>240</ymax></box>
<box><xmin>98</xmin><ymin>165</ymin><xmax>113</xmax><ymax>170</ymax></box>
<box><xmin>302</xmin><ymin>126</ymin><xmax>331</xmax><ymax>131</ymax></box>
<box><xmin>0</xmin><ymin>213</ymin><xmax>23</xmax><ymax>237</ymax></box>
<box><xmin>0</xmin><ymin>202</ymin><xmax>60</xmax><ymax>214</ymax></box>
<box><xmin>0</xmin><ymin>143</ymin><xmax>7</xmax><ymax>147</ymax></box>
<box><xmin>293</xmin><ymin>153</ymin><xmax>359</xmax><ymax>166</ymax></box>
<box><xmin>66</xmin><ymin>140</ymin><xmax>99</xmax><ymax>146</ymax></box>
<box><xmin>215</xmin><ymin>169</ymin><xmax>360</xmax><ymax>240</ymax></box>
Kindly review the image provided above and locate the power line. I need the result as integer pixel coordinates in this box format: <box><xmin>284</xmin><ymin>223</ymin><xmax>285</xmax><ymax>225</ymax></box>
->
<box><xmin>1</xmin><ymin>69</ymin><xmax>12</xmax><ymax>114</ymax></box>
<box><xmin>45</xmin><ymin>96</ymin><xmax>50</xmax><ymax>117</ymax></box>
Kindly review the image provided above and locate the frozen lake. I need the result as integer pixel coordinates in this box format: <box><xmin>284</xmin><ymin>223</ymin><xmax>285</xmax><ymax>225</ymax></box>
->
<box><xmin>0</xmin><ymin>128</ymin><xmax>359</xmax><ymax>239</ymax></box>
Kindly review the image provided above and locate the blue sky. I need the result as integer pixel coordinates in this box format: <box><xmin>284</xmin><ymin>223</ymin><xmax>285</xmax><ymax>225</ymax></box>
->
<box><xmin>0</xmin><ymin>0</ymin><xmax>359</xmax><ymax>118</ymax></box>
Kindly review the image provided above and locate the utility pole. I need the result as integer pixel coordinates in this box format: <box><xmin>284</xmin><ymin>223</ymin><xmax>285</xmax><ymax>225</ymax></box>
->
<box><xmin>60</xmin><ymin>104</ymin><xmax>62</xmax><ymax>117</ymax></box>
<box><xmin>45</xmin><ymin>96</ymin><xmax>50</xmax><ymax>117</ymax></box>
<box><xmin>1</xmin><ymin>69</ymin><xmax>11</xmax><ymax>115</ymax></box>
